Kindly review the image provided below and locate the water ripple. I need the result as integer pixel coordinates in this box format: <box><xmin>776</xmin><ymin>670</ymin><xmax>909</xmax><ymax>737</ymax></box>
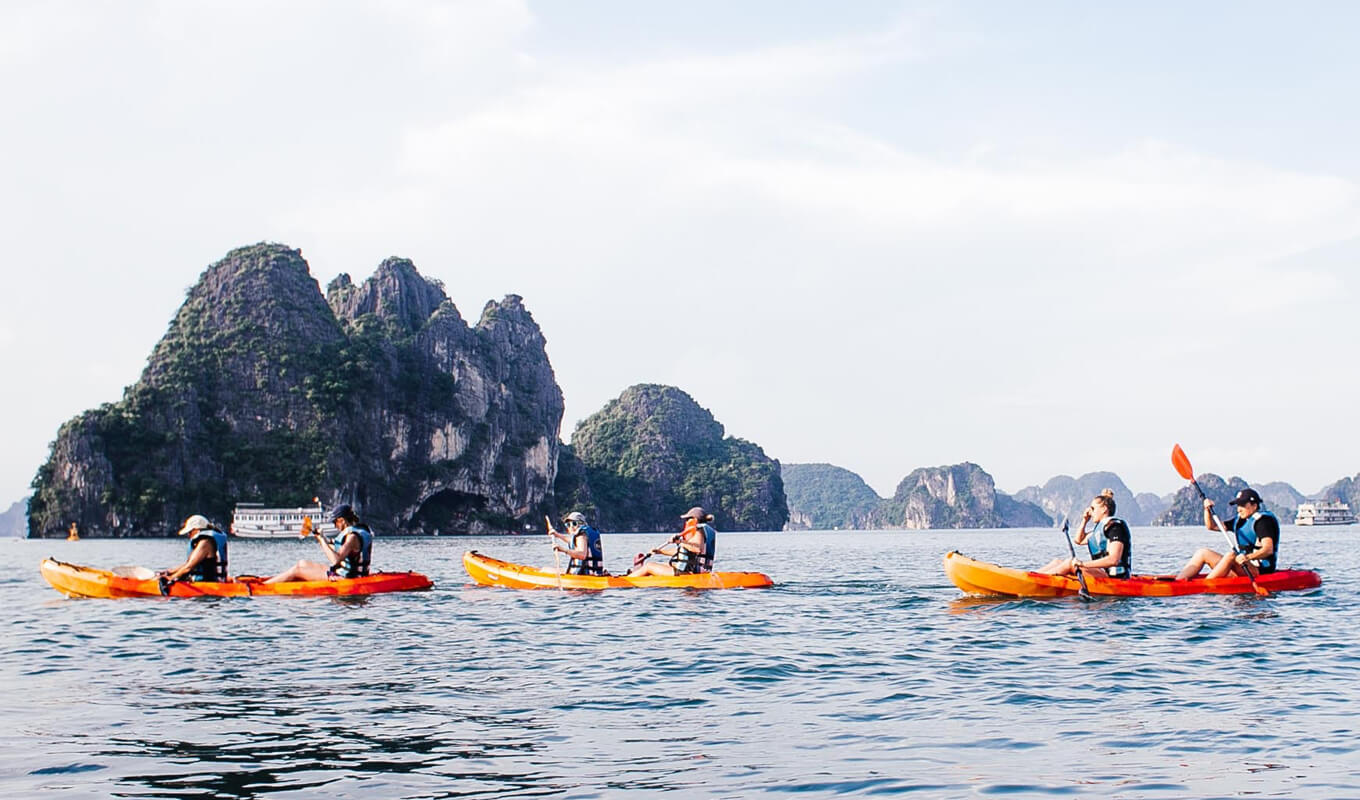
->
<box><xmin>2</xmin><ymin>529</ymin><xmax>1357</xmax><ymax>798</ymax></box>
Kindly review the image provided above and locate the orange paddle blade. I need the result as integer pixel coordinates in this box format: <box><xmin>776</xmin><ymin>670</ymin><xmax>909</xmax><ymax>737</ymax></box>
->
<box><xmin>299</xmin><ymin>516</ymin><xmax>313</xmax><ymax>538</ymax></box>
<box><xmin>1171</xmin><ymin>443</ymin><xmax>1195</xmax><ymax>481</ymax></box>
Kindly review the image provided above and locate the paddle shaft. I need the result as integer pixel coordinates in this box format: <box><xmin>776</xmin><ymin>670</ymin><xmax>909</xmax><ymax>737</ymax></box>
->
<box><xmin>1062</xmin><ymin>520</ymin><xmax>1093</xmax><ymax>600</ymax></box>
<box><xmin>545</xmin><ymin>516</ymin><xmax>564</xmax><ymax>591</ymax></box>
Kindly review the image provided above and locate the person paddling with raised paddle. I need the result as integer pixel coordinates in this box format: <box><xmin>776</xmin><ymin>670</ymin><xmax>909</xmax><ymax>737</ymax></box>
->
<box><xmin>1169</xmin><ymin>444</ymin><xmax>1272</xmax><ymax>595</ymax></box>
<box><xmin>1176</xmin><ymin>487</ymin><xmax>1279</xmax><ymax>582</ymax></box>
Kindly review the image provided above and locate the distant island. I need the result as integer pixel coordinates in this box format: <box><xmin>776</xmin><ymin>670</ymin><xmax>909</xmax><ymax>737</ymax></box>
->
<box><xmin>786</xmin><ymin>464</ymin><xmax>1359</xmax><ymax>530</ymax></box>
<box><xmin>784</xmin><ymin>462</ymin><xmax>1049</xmax><ymax>530</ymax></box>
<box><xmin>0</xmin><ymin>498</ymin><xmax>27</xmax><ymax>537</ymax></box>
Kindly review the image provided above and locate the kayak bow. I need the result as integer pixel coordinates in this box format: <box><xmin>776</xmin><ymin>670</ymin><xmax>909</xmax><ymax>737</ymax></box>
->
<box><xmin>40</xmin><ymin>559</ymin><xmax>433</xmax><ymax>598</ymax></box>
<box><xmin>943</xmin><ymin>551</ymin><xmax>1320</xmax><ymax>598</ymax></box>
<box><xmin>463</xmin><ymin>550</ymin><xmax>772</xmax><ymax>590</ymax></box>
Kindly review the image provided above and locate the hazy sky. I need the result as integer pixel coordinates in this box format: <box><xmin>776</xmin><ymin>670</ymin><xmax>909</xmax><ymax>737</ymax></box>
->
<box><xmin>3</xmin><ymin>1</ymin><xmax>1359</xmax><ymax>506</ymax></box>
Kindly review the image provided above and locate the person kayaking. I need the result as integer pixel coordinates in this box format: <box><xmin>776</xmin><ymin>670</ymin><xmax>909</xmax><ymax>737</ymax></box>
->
<box><xmin>265</xmin><ymin>503</ymin><xmax>374</xmax><ymax>583</ymax></box>
<box><xmin>1176</xmin><ymin>487</ymin><xmax>1278</xmax><ymax>580</ymax></box>
<box><xmin>549</xmin><ymin>511</ymin><xmax>605</xmax><ymax>576</ymax></box>
<box><xmin>1036</xmin><ymin>489</ymin><xmax>1131</xmax><ymax>578</ymax></box>
<box><xmin>160</xmin><ymin>514</ymin><xmax>229</xmax><ymax>583</ymax></box>
<box><xmin>627</xmin><ymin>506</ymin><xmax>716</xmax><ymax>577</ymax></box>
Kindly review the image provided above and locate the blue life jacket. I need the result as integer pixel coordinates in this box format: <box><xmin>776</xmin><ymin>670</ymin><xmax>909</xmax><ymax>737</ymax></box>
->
<box><xmin>188</xmin><ymin>528</ymin><xmax>229</xmax><ymax>582</ymax></box>
<box><xmin>671</xmin><ymin>523</ymin><xmax>717</xmax><ymax>575</ymax></box>
<box><xmin>331</xmin><ymin>526</ymin><xmax>373</xmax><ymax>578</ymax></box>
<box><xmin>566</xmin><ymin>525</ymin><xmax>604</xmax><ymax>576</ymax></box>
<box><xmin>1085</xmin><ymin>517</ymin><xmax>1130</xmax><ymax>579</ymax></box>
<box><xmin>1231</xmin><ymin>510</ymin><xmax>1278</xmax><ymax>573</ymax></box>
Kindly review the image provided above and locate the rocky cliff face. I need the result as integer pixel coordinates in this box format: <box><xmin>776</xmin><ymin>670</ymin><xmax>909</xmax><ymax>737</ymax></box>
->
<box><xmin>1134</xmin><ymin>492</ymin><xmax>1170</xmax><ymax>521</ymax></box>
<box><xmin>1312</xmin><ymin>475</ymin><xmax>1359</xmax><ymax>508</ymax></box>
<box><xmin>872</xmin><ymin>462</ymin><xmax>1048</xmax><ymax>529</ymax></box>
<box><xmin>565</xmin><ymin>384</ymin><xmax>787</xmax><ymax>532</ymax></box>
<box><xmin>1013</xmin><ymin>472</ymin><xmax>1150</xmax><ymax>526</ymax></box>
<box><xmin>1152</xmin><ymin>473</ymin><xmax>1251</xmax><ymax>526</ymax></box>
<box><xmin>29</xmin><ymin>243</ymin><xmax>563</xmax><ymax>536</ymax></box>
<box><xmin>1254</xmin><ymin>481</ymin><xmax>1302</xmax><ymax>523</ymax></box>
<box><xmin>0</xmin><ymin>498</ymin><xmax>26</xmax><ymax>537</ymax></box>
<box><xmin>781</xmin><ymin>463</ymin><xmax>883</xmax><ymax>530</ymax></box>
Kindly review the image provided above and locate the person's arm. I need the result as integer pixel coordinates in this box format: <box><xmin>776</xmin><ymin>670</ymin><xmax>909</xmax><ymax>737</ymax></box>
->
<box><xmin>555</xmin><ymin>532</ymin><xmax>589</xmax><ymax>559</ymax></box>
<box><xmin>678</xmin><ymin>529</ymin><xmax>704</xmax><ymax>554</ymax></box>
<box><xmin>1203</xmin><ymin>499</ymin><xmax>1221</xmax><ymax>532</ymax></box>
<box><xmin>1080</xmin><ymin>539</ymin><xmax>1124</xmax><ymax>570</ymax></box>
<box><xmin>164</xmin><ymin>539</ymin><xmax>215</xmax><ymax>581</ymax></box>
<box><xmin>1074</xmin><ymin>510</ymin><xmax>1093</xmax><ymax>545</ymax></box>
<box><xmin>315</xmin><ymin>531</ymin><xmax>342</xmax><ymax>565</ymax></box>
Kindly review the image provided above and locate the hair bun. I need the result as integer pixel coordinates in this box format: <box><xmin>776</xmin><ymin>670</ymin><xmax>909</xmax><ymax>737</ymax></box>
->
<box><xmin>1100</xmin><ymin>488</ymin><xmax>1115</xmax><ymax>498</ymax></box>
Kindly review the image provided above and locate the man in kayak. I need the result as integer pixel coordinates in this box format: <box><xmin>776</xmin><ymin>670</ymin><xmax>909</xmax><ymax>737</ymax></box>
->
<box><xmin>1176</xmin><ymin>488</ymin><xmax>1278</xmax><ymax>580</ymax></box>
<box><xmin>627</xmin><ymin>506</ymin><xmax>716</xmax><ymax>577</ymax></box>
<box><xmin>549</xmin><ymin>511</ymin><xmax>605</xmax><ymax>576</ymax></box>
<box><xmin>160</xmin><ymin>514</ymin><xmax>229</xmax><ymax>583</ymax></box>
<box><xmin>1036</xmin><ymin>489</ymin><xmax>1131</xmax><ymax>578</ymax></box>
<box><xmin>265</xmin><ymin>504</ymin><xmax>374</xmax><ymax>583</ymax></box>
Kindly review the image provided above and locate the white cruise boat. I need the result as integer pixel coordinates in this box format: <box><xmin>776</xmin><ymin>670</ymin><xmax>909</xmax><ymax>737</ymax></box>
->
<box><xmin>231</xmin><ymin>501</ymin><xmax>336</xmax><ymax>538</ymax></box>
<box><xmin>1294</xmin><ymin>501</ymin><xmax>1357</xmax><ymax>526</ymax></box>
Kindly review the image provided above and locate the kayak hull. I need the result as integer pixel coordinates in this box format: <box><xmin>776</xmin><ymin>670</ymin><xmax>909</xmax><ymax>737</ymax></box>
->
<box><xmin>463</xmin><ymin>550</ymin><xmax>773</xmax><ymax>590</ymax></box>
<box><xmin>39</xmin><ymin>559</ymin><xmax>433</xmax><ymax>598</ymax></box>
<box><xmin>943</xmin><ymin>551</ymin><xmax>1321</xmax><ymax>598</ymax></box>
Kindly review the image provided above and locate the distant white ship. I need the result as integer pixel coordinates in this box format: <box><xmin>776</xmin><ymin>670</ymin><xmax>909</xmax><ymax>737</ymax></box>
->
<box><xmin>232</xmin><ymin>500</ymin><xmax>335</xmax><ymax>538</ymax></box>
<box><xmin>1294</xmin><ymin>501</ymin><xmax>1357</xmax><ymax>526</ymax></box>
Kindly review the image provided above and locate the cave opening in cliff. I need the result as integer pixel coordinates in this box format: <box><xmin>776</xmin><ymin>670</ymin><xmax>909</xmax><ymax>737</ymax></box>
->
<box><xmin>409</xmin><ymin>490</ymin><xmax>487</xmax><ymax>534</ymax></box>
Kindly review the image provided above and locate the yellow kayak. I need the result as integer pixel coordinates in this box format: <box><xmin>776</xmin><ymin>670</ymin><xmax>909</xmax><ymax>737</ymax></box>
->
<box><xmin>462</xmin><ymin>550</ymin><xmax>773</xmax><ymax>590</ymax></box>
<box><xmin>40</xmin><ymin>558</ymin><xmax>434</xmax><ymax>598</ymax></box>
<box><xmin>943</xmin><ymin>551</ymin><xmax>1321</xmax><ymax>598</ymax></box>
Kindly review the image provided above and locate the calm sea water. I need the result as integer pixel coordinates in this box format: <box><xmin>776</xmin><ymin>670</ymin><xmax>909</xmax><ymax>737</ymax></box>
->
<box><xmin>1</xmin><ymin>527</ymin><xmax>1356</xmax><ymax>799</ymax></box>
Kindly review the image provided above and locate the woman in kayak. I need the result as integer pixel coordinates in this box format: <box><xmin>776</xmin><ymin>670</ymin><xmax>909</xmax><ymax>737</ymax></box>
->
<box><xmin>1037</xmin><ymin>489</ymin><xmax>1131</xmax><ymax>578</ymax></box>
<box><xmin>549</xmin><ymin>511</ymin><xmax>605</xmax><ymax>575</ymax></box>
<box><xmin>265</xmin><ymin>504</ymin><xmax>374</xmax><ymax>583</ymax></box>
<box><xmin>1176</xmin><ymin>488</ymin><xmax>1278</xmax><ymax>580</ymax></box>
<box><xmin>160</xmin><ymin>514</ymin><xmax>229</xmax><ymax>582</ymax></box>
<box><xmin>627</xmin><ymin>506</ymin><xmax>716</xmax><ymax>577</ymax></box>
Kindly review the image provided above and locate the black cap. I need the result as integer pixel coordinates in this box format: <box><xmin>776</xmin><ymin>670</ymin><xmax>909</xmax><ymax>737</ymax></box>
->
<box><xmin>328</xmin><ymin>503</ymin><xmax>356</xmax><ymax>521</ymax></box>
<box><xmin>1228</xmin><ymin>488</ymin><xmax>1262</xmax><ymax>506</ymax></box>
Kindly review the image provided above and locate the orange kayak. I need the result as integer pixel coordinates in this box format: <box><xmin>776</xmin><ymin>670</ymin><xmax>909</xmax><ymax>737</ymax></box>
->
<box><xmin>944</xmin><ymin>551</ymin><xmax>1321</xmax><ymax>598</ymax></box>
<box><xmin>39</xmin><ymin>558</ymin><xmax>433</xmax><ymax>598</ymax></box>
<box><xmin>463</xmin><ymin>550</ymin><xmax>773</xmax><ymax>590</ymax></box>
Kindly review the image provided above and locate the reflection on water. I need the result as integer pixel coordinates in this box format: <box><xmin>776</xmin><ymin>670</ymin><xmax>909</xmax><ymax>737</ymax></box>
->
<box><xmin>2</xmin><ymin>529</ymin><xmax>1358</xmax><ymax>798</ymax></box>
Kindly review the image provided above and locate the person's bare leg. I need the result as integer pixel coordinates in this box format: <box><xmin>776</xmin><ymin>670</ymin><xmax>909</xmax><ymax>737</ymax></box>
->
<box><xmin>628</xmin><ymin>562</ymin><xmax>677</xmax><ymax>578</ymax></box>
<box><xmin>1177</xmin><ymin>548</ymin><xmax>1223</xmax><ymax>581</ymax></box>
<box><xmin>1036</xmin><ymin>557</ymin><xmax>1075</xmax><ymax>575</ymax></box>
<box><xmin>265</xmin><ymin>560</ymin><xmax>330</xmax><ymax>584</ymax></box>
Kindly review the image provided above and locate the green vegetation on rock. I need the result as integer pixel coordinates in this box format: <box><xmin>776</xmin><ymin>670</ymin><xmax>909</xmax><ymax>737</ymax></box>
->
<box><xmin>781</xmin><ymin>463</ymin><xmax>883</xmax><ymax>530</ymax></box>
<box><xmin>566</xmin><ymin>385</ymin><xmax>788</xmax><ymax>532</ymax></box>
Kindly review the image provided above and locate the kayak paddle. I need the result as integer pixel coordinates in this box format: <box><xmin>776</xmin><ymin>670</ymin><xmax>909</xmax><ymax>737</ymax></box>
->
<box><xmin>1061</xmin><ymin>519</ymin><xmax>1093</xmax><ymax>601</ymax></box>
<box><xmin>1170</xmin><ymin>443</ymin><xmax>1269</xmax><ymax>597</ymax></box>
<box><xmin>545</xmin><ymin>515</ymin><xmax>564</xmax><ymax>592</ymax></box>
